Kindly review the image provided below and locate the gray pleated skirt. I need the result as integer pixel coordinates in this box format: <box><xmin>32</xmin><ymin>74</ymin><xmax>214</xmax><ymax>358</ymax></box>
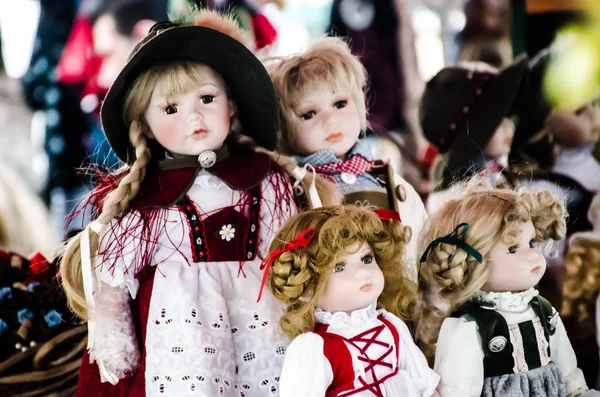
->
<box><xmin>482</xmin><ymin>362</ymin><xmax>565</xmax><ymax>397</ymax></box>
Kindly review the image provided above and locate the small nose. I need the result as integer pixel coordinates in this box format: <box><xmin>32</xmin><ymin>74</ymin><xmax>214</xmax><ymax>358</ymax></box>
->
<box><xmin>324</xmin><ymin>113</ymin><xmax>340</xmax><ymax>130</ymax></box>
<box><xmin>528</xmin><ymin>250</ymin><xmax>540</xmax><ymax>262</ymax></box>
<box><xmin>187</xmin><ymin>109</ymin><xmax>202</xmax><ymax>123</ymax></box>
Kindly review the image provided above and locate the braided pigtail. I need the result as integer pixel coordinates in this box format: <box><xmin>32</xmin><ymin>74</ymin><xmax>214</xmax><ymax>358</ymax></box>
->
<box><xmin>60</xmin><ymin>121</ymin><xmax>151</xmax><ymax>319</ymax></box>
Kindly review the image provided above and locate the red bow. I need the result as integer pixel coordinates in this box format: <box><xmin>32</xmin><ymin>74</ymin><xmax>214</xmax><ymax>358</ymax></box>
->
<box><xmin>256</xmin><ymin>228</ymin><xmax>316</xmax><ymax>302</ymax></box>
<box><xmin>312</xmin><ymin>156</ymin><xmax>388</xmax><ymax>182</ymax></box>
<box><xmin>373</xmin><ymin>209</ymin><xmax>401</xmax><ymax>223</ymax></box>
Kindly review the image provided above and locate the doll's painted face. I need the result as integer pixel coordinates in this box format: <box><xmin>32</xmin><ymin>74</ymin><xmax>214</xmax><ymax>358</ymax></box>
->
<box><xmin>547</xmin><ymin>102</ymin><xmax>600</xmax><ymax>148</ymax></box>
<box><xmin>143</xmin><ymin>65</ymin><xmax>234</xmax><ymax>158</ymax></box>
<box><xmin>483</xmin><ymin>220</ymin><xmax>545</xmax><ymax>292</ymax></box>
<box><xmin>293</xmin><ymin>86</ymin><xmax>362</xmax><ymax>158</ymax></box>
<box><xmin>317</xmin><ymin>241</ymin><xmax>384</xmax><ymax>313</ymax></box>
<box><xmin>484</xmin><ymin>117</ymin><xmax>515</xmax><ymax>159</ymax></box>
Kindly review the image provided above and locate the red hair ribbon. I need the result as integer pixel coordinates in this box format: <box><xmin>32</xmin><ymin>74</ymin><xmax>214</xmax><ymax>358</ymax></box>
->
<box><xmin>373</xmin><ymin>209</ymin><xmax>401</xmax><ymax>223</ymax></box>
<box><xmin>256</xmin><ymin>227</ymin><xmax>316</xmax><ymax>302</ymax></box>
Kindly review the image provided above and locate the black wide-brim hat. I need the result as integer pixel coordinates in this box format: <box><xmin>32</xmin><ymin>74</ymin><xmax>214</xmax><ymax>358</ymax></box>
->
<box><xmin>420</xmin><ymin>55</ymin><xmax>529</xmax><ymax>163</ymax></box>
<box><xmin>101</xmin><ymin>21</ymin><xmax>279</xmax><ymax>164</ymax></box>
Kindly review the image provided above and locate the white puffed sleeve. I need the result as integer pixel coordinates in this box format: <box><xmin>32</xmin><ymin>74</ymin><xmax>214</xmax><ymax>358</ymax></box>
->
<box><xmin>392</xmin><ymin>172</ymin><xmax>427</xmax><ymax>282</ymax></box>
<box><xmin>258</xmin><ymin>171</ymin><xmax>297</xmax><ymax>258</ymax></box>
<box><xmin>434</xmin><ymin>317</ymin><xmax>485</xmax><ymax>397</ymax></box>
<box><xmin>550</xmin><ymin>311</ymin><xmax>589</xmax><ymax>395</ymax></box>
<box><xmin>88</xmin><ymin>284</ymin><xmax>141</xmax><ymax>384</ymax></box>
<box><xmin>382</xmin><ymin>311</ymin><xmax>440</xmax><ymax>396</ymax></box>
<box><xmin>84</xmin><ymin>210</ymin><xmax>151</xmax><ymax>384</ymax></box>
<box><xmin>279</xmin><ymin>332</ymin><xmax>332</xmax><ymax>397</ymax></box>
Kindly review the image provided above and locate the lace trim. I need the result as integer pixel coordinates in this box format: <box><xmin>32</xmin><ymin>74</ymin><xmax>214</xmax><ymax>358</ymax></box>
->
<box><xmin>315</xmin><ymin>303</ymin><xmax>379</xmax><ymax>328</ymax></box>
<box><xmin>472</xmin><ymin>288</ymin><xmax>538</xmax><ymax>312</ymax></box>
<box><xmin>533</xmin><ymin>318</ymin><xmax>551</xmax><ymax>366</ymax></box>
<box><xmin>509</xmin><ymin>323</ymin><xmax>528</xmax><ymax>373</ymax></box>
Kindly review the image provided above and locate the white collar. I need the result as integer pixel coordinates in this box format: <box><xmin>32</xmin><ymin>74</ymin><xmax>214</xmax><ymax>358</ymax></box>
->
<box><xmin>472</xmin><ymin>288</ymin><xmax>539</xmax><ymax>312</ymax></box>
<box><xmin>315</xmin><ymin>303</ymin><xmax>379</xmax><ymax>329</ymax></box>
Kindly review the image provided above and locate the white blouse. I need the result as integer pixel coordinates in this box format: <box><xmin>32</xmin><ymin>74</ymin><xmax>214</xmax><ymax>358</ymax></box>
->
<box><xmin>434</xmin><ymin>289</ymin><xmax>588</xmax><ymax>397</ymax></box>
<box><xmin>279</xmin><ymin>303</ymin><xmax>440</xmax><ymax>397</ymax></box>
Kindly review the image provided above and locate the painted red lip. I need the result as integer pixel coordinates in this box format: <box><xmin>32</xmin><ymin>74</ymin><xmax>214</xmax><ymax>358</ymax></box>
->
<box><xmin>360</xmin><ymin>282</ymin><xmax>372</xmax><ymax>292</ymax></box>
<box><xmin>326</xmin><ymin>132</ymin><xmax>344</xmax><ymax>143</ymax></box>
<box><xmin>531</xmin><ymin>266</ymin><xmax>542</xmax><ymax>273</ymax></box>
<box><xmin>191</xmin><ymin>129</ymin><xmax>208</xmax><ymax>138</ymax></box>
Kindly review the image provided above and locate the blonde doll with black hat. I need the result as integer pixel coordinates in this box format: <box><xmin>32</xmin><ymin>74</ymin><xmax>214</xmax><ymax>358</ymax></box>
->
<box><xmin>266</xmin><ymin>37</ymin><xmax>427</xmax><ymax>281</ymax></box>
<box><xmin>262</xmin><ymin>205</ymin><xmax>441</xmax><ymax>397</ymax></box>
<box><xmin>420</xmin><ymin>57</ymin><xmax>528</xmax><ymax>213</ymax></box>
<box><xmin>59</xmin><ymin>10</ymin><xmax>312</xmax><ymax>396</ymax></box>
<box><xmin>414</xmin><ymin>179</ymin><xmax>599</xmax><ymax>397</ymax></box>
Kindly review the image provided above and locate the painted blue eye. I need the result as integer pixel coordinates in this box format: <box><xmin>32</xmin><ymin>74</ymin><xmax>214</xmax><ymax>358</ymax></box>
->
<box><xmin>362</xmin><ymin>255</ymin><xmax>373</xmax><ymax>264</ymax></box>
<box><xmin>529</xmin><ymin>240</ymin><xmax>535</xmax><ymax>248</ymax></box>
<box><xmin>507</xmin><ymin>246</ymin><xmax>517</xmax><ymax>254</ymax></box>
<box><xmin>333</xmin><ymin>263</ymin><xmax>345</xmax><ymax>273</ymax></box>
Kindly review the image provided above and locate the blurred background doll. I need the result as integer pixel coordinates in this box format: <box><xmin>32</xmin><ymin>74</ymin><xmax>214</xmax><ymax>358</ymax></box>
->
<box><xmin>562</xmin><ymin>192</ymin><xmax>600</xmax><ymax>388</ymax></box>
<box><xmin>414</xmin><ymin>179</ymin><xmax>598</xmax><ymax>397</ymax></box>
<box><xmin>59</xmin><ymin>11</ymin><xmax>305</xmax><ymax>396</ymax></box>
<box><xmin>419</xmin><ymin>57</ymin><xmax>527</xmax><ymax>214</ymax></box>
<box><xmin>266</xmin><ymin>37</ymin><xmax>428</xmax><ymax>280</ymax></box>
<box><xmin>264</xmin><ymin>205</ymin><xmax>440</xmax><ymax>397</ymax></box>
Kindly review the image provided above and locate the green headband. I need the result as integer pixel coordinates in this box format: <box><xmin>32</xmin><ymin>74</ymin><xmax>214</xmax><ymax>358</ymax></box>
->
<box><xmin>419</xmin><ymin>223</ymin><xmax>483</xmax><ymax>264</ymax></box>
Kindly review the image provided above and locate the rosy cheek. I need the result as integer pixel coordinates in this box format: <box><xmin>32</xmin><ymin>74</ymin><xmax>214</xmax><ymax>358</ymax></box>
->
<box><xmin>151</xmin><ymin>118</ymin><xmax>180</xmax><ymax>146</ymax></box>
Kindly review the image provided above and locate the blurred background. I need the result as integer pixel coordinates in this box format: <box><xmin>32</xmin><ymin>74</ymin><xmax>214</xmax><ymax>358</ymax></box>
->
<box><xmin>0</xmin><ymin>0</ymin><xmax>591</xmax><ymax>249</ymax></box>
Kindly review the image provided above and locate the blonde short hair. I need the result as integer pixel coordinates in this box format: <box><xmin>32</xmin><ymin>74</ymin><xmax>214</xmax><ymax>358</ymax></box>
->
<box><xmin>266</xmin><ymin>37</ymin><xmax>368</xmax><ymax>155</ymax></box>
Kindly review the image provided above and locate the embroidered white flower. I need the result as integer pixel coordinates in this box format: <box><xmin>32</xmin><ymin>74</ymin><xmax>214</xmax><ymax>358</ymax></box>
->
<box><xmin>196</xmin><ymin>237</ymin><xmax>202</xmax><ymax>245</ymax></box>
<box><xmin>219</xmin><ymin>225</ymin><xmax>236</xmax><ymax>241</ymax></box>
<box><xmin>250</xmin><ymin>224</ymin><xmax>256</xmax><ymax>233</ymax></box>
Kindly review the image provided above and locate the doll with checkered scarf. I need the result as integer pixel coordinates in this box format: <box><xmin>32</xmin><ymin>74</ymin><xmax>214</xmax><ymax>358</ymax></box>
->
<box><xmin>266</xmin><ymin>37</ymin><xmax>428</xmax><ymax>281</ymax></box>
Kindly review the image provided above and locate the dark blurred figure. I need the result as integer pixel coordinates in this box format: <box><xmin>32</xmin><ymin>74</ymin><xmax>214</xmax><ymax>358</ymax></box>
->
<box><xmin>457</xmin><ymin>0</ymin><xmax>512</xmax><ymax>68</ymax></box>
<box><xmin>21</xmin><ymin>0</ymin><xmax>168</xmax><ymax>239</ymax></box>
<box><xmin>511</xmin><ymin>0</ymin><xmax>586</xmax><ymax>58</ymax></box>
<box><xmin>21</xmin><ymin>0</ymin><xmax>85</xmax><ymax>236</ymax></box>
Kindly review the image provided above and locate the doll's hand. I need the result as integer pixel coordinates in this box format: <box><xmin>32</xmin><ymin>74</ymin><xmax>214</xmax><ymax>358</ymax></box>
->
<box><xmin>88</xmin><ymin>284</ymin><xmax>140</xmax><ymax>384</ymax></box>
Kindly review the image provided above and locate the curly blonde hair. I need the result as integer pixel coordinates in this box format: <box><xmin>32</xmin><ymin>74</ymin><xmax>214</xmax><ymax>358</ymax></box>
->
<box><xmin>414</xmin><ymin>179</ymin><xmax>566</xmax><ymax>361</ymax></box>
<box><xmin>562</xmin><ymin>238</ymin><xmax>600</xmax><ymax>338</ymax></box>
<box><xmin>267</xmin><ymin>205</ymin><xmax>414</xmax><ymax>339</ymax></box>
<box><xmin>265</xmin><ymin>37</ymin><xmax>368</xmax><ymax>155</ymax></box>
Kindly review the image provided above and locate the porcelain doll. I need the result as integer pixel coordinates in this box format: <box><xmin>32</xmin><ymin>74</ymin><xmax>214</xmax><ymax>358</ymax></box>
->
<box><xmin>59</xmin><ymin>11</ymin><xmax>305</xmax><ymax>397</ymax></box>
<box><xmin>414</xmin><ymin>179</ymin><xmax>599</xmax><ymax>397</ymax></box>
<box><xmin>266</xmin><ymin>37</ymin><xmax>428</xmax><ymax>280</ymax></box>
<box><xmin>263</xmin><ymin>205</ymin><xmax>441</xmax><ymax>397</ymax></box>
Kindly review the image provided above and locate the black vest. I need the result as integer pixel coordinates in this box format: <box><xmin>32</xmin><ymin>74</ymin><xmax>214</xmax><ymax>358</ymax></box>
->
<box><xmin>451</xmin><ymin>295</ymin><xmax>556</xmax><ymax>377</ymax></box>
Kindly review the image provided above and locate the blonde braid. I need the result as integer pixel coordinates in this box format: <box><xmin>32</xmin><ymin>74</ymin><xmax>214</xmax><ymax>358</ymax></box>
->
<box><xmin>60</xmin><ymin>121</ymin><xmax>151</xmax><ymax>319</ymax></box>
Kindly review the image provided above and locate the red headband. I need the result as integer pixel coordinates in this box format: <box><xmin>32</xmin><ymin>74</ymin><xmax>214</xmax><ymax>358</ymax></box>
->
<box><xmin>256</xmin><ymin>228</ymin><xmax>316</xmax><ymax>302</ymax></box>
<box><xmin>373</xmin><ymin>209</ymin><xmax>401</xmax><ymax>223</ymax></box>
